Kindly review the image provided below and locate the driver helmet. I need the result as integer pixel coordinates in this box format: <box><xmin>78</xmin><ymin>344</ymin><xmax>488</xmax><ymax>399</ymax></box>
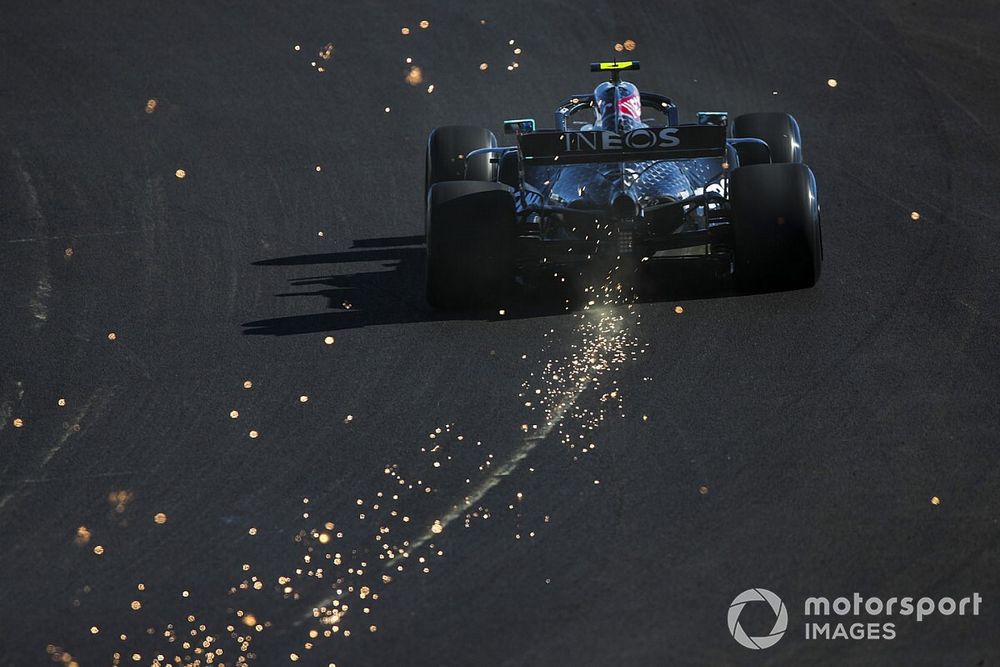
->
<box><xmin>593</xmin><ymin>80</ymin><xmax>644</xmax><ymax>133</ymax></box>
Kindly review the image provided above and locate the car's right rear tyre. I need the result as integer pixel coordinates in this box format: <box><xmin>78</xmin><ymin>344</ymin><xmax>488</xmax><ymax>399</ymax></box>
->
<box><xmin>426</xmin><ymin>181</ymin><xmax>515</xmax><ymax>309</ymax></box>
<box><xmin>426</xmin><ymin>126</ymin><xmax>496</xmax><ymax>194</ymax></box>
<box><xmin>730</xmin><ymin>163</ymin><xmax>822</xmax><ymax>290</ymax></box>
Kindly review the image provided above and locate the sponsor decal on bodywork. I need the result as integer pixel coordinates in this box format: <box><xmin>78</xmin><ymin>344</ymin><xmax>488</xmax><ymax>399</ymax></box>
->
<box><xmin>518</xmin><ymin>125</ymin><xmax>727</xmax><ymax>164</ymax></box>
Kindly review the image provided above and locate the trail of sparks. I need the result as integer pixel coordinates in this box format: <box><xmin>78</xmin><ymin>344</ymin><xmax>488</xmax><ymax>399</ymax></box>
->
<box><xmin>307</xmin><ymin>267</ymin><xmax>642</xmax><ymax>633</ymax></box>
<box><xmin>384</xmin><ymin>376</ymin><xmax>586</xmax><ymax>567</ymax></box>
<box><xmin>70</xmin><ymin>265</ymin><xmax>645</xmax><ymax>664</ymax></box>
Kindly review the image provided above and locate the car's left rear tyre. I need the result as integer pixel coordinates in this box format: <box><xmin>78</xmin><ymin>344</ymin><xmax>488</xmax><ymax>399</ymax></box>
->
<box><xmin>426</xmin><ymin>181</ymin><xmax>515</xmax><ymax>310</ymax></box>
<box><xmin>426</xmin><ymin>126</ymin><xmax>497</xmax><ymax>194</ymax></box>
<box><xmin>729</xmin><ymin>163</ymin><xmax>822</xmax><ymax>290</ymax></box>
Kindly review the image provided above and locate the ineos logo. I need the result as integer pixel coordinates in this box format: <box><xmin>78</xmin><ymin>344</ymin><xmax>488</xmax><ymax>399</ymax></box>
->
<box><xmin>728</xmin><ymin>588</ymin><xmax>788</xmax><ymax>650</ymax></box>
<box><xmin>563</xmin><ymin>128</ymin><xmax>681</xmax><ymax>152</ymax></box>
<box><xmin>624</xmin><ymin>128</ymin><xmax>657</xmax><ymax>148</ymax></box>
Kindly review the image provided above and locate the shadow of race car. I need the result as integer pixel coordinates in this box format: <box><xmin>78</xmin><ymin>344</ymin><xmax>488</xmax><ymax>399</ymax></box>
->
<box><xmin>425</xmin><ymin>60</ymin><xmax>822</xmax><ymax>309</ymax></box>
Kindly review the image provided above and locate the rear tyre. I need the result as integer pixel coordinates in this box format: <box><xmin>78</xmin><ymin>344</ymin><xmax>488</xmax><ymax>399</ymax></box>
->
<box><xmin>732</xmin><ymin>112</ymin><xmax>803</xmax><ymax>164</ymax></box>
<box><xmin>426</xmin><ymin>181</ymin><xmax>515</xmax><ymax>309</ymax></box>
<box><xmin>426</xmin><ymin>126</ymin><xmax>497</xmax><ymax>193</ymax></box>
<box><xmin>730</xmin><ymin>163</ymin><xmax>822</xmax><ymax>290</ymax></box>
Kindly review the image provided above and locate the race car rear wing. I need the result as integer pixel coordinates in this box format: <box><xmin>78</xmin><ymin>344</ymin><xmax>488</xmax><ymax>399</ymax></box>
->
<box><xmin>518</xmin><ymin>125</ymin><xmax>727</xmax><ymax>165</ymax></box>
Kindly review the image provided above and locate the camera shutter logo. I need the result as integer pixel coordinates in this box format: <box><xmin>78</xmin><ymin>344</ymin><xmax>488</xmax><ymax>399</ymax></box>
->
<box><xmin>728</xmin><ymin>588</ymin><xmax>788</xmax><ymax>649</ymax></box>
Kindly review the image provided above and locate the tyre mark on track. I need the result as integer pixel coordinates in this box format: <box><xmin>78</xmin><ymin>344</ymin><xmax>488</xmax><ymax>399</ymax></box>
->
<box><xmin>0</xmin><ymin>387</ymin><xmax>114</xmax><ymax>518</ymax></box>
<box><xmin>10</xmin><ymin>150</ymin><xmax>51</xmax><ymax>328</ymax></box>
<box><xmin>40</xmin><ymin>387</ymin><xmax>114</xmax><ymax>468</ymax></box>
<box><xmin>4</xmin><ymin>229</ymin><xmax>139</xmax><ymax>244</ymax></box>
<box><xmin>0</xmin><ymin>380</ymin><xmax>25</xmax><ymax>437</ymax></box>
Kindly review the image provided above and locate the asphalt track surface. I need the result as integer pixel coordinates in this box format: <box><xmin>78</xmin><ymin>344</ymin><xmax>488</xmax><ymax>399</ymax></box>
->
<box><xmin>2</xmin><ymin>1</ymin><xmax>1000</xmax><ymax>665</ymax></box>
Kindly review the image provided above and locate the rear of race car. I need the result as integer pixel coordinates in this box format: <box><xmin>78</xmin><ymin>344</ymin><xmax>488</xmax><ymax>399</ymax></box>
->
<box><xmin>511</xmin><ymin>124</ymin><xmax>734</xmax><ymax>276</ymax></box>
<box><xmin>423</xmin><ymin>60</ymin><xmax>822</xmax><ymax>309</ymax></box>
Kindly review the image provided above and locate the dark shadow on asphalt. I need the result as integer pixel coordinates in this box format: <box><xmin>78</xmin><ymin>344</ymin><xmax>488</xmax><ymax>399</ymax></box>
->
<box><xmin>242</xmin><ymin>236</ymin><xmax>570</xmax><ymax>335</ymax></box>
<box><xmin>242</xmin><ymin>235</ymin><xmax>742</xmax><ymax>336</ymax></box>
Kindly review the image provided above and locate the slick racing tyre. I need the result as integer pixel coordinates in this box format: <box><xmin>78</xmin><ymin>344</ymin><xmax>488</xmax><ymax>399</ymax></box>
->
<box><xmin>426</xmin><ymin>181</ymin><xmax>515</xmax><ymax>309</ymax></box>
<box><xmin>426</xmin><ymin>126</ymin><xmax>497</xmax><ymax>193</ymax></box>
<box><xmin>729</xmin><ymin>163</ymin><xmax>822</xmax><ymax>290</ymax></box>
<box><xmin>732</xmin><ymin>112</ymin><xmax>803</xmax><ymax>164</ymax></box>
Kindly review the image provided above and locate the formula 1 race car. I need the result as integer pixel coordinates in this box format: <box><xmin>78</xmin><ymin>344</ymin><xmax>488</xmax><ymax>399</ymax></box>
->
<box><xmin>424</xmin><ymin>60</ymin><xmax>822</xmax><ymax>309</ymax></box>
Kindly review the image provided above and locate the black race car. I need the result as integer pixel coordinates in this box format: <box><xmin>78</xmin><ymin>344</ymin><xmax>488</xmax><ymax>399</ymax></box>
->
<box><xmin>424</xmin><ymin>60</ymin><xmax>822</xmax><ymax>309</ymax></box>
